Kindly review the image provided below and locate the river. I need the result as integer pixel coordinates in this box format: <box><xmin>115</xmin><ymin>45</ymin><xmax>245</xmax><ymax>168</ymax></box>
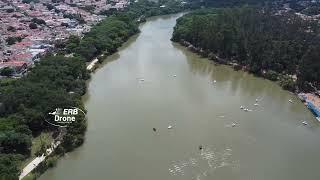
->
<box><xmin>39</xmin><ymin>14</ymin><xmax>320</xmax><ymax>180</ymax></box>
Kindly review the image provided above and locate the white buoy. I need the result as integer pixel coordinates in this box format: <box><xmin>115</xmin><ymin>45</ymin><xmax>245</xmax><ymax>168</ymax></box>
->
<box><xmin>213</xmin><ymin>80</ymin><xmax>217</xmax><ymax>83</ymax></box>
<box><xmin>168</xmin><ymin>125</ymin><xmax>172</xmax><ymax>129</ymax></box>
<box><xmin>255</xmin><ymin>98</ymin><xmax>259</xmax><ymax>102</ymax></box>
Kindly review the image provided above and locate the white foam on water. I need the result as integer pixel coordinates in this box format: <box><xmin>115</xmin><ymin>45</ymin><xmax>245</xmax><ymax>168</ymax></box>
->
<box><xmin>168</xmin><ymin>147</ymin><xmax>238</xmax><ymax>179</ymax></box>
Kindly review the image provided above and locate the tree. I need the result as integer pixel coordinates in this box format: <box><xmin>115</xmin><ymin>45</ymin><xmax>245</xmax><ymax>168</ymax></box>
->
<box><xmin>32</xmin><ymin>18</ymin><xmax>46</xmax><ymax>25</ymax></box>
<box><xmin>299</xmin><ymin>45</ymin><xmax>320</xmax><ymax>90</ymax></box>
<box><xmin>6</xmin><ymin>37</ymin><xmax>22</xmax><ymax>45</ymax></box>
<box><xmin>46</xmin><ymin>4</ymin><xmax>54</xmax><ymax>10</ymax></box>
<box><xmin>0</xmin><ymin>131</ymin><xmax>31</xmax><ymax>155</ymax></box>
<box><xmin>29</xmin><ymin>23</ymin><xmax>38</xmax><ymax>29</ymax></box>
<box><xmin>61</xmin><ymin>22</ymin><xmax>69</xmax><ymax>27</ymax></box>
<box><xmin>7</xmin><ymin>26</ymin><xmax>16</xmax><ymax>32</ymax></box>
<box><xmin>6</xmin><ymin>8</ymin><xmax>14</xmax><ymax>13</ymax></box>
<box><xmin>65</xmin><ymin>35</ymin><xmax>80</xmax><ymax>53</ymax></box>
<box><xmin>0</xmin><ymin>154</ymin><xmax>24</xmax><ymax>180</ymax></box>
<box><xmin>0</xmin><ymin>67</ymin><xmax>14</xmax><ymax>77</ymax></box>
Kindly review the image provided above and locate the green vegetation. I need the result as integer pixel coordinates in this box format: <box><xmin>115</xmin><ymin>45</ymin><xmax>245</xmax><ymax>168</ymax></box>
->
<box><xmin>6</xmin><ymin>36</ymin><xmax>23</xmax><ymax>45</ymax></box>
<box><xmin>0</xmin><ymin>154</ymin><xmax>24</xmax><ymax>180</ymax></box>
<box><xmin>65</xmin><ymin>15</ymin><xmax>139</xmax><ymax>61</ymax></box>
<box><xmin>29</xmin><ymin>23</ymin><xmax>38</xmax><ymax>29</ymax></box>
<box><xmin>31</xmin><ymin>18</ymin><xmax>46</xmax><ymax>25</ymax></box>
<box><xmin>0</xmin><ymin>67</ymin><xmax>15</xmax><ymax>77</ymax></box>
<box><xmin>7</xmin><ymin>26</ymin><xmax>16</xmax><ymax>32</ymax></box>
<box><xmin>22</xmin><ymin>0</ymin><xmax>39</xmax><ymax>4</ymax></box>
<box><xmin>31</xmin><ymin>133</ymin><xmax>53</xmax><ymax>157</ymax></box>
<box><xmin>0</xmin><ymin>56</ymin><xmax>89</xmax><ymax>179</ymax></box>
<box><xmin>65</xmin><ymin>0</ymin><xmax>188</xmax><ymax>62</ymax></box>
<box><xmin>172</xmin><ymin>7</ymin><xmax>320</xmax><ymax>91</ymax></box>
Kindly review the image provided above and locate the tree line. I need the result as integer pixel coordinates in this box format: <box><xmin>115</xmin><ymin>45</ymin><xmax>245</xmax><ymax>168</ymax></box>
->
<box><xmin>172</xmin><ymin>7</ymin><xmax>320</xmax><ymax>91</ymax></box>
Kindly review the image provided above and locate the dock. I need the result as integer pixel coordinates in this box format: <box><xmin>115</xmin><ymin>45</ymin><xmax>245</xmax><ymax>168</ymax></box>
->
<box><xmin>298</xmin><ymin>93</ymin><xmax>320</xmax><ymax>121</ymax></box>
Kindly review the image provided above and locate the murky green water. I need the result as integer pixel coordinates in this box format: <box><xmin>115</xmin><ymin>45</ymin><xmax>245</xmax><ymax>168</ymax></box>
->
<box><xmin>40</xmin><ymin>14</ymin><xmax>320</xmax><ymax>180</ymax></box>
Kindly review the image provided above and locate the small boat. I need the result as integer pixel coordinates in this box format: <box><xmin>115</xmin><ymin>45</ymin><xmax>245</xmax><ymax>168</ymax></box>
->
<box><xmin>168</xmin><ymin>125</ymin><xmax>172</xmax><ymax>129</ymax></box>
<box><xmin>173</xmin><ymin>75</ymin><xmax>177</xmax><ymax>77</ymax></box>
<box><xmin>140</xmin><ymin>78</ymin><xmax>145</xmax><ymax>81</ymax></box>
<box><xmin>244</xmin><ymin>108</ymin><xmax>249</xmax><ymax>112</ymax></box>
<box><xmin>316</xmin><ymin>117</ymin><xmax>320</xmax><ymax>122</ymax></box>
<box><xmin>289</xmin><ymin>99</ymin><xmax>293</xmax><ymax>103</ymax></box>
<box><xmin>153</xmin><ymin>128</ymin><xmax>157</xmax><ymax>132</ymax></box>
<box><xmin>231</xmin><ymin>123</ymin><xmax>236</xmax><ymax>127</ymax></box>
<box><xmin>255</xmin><ymin>98</ymin><xmax>259</xmax><ymax>102</ymax></box>
<box><xmin>240</xmin><ymin>106</ymin><xmax>244</xmax><ymax>109</ymax></box>
<box><xmin>213</xmin><ymin>80</ymin><xmax>217</xmax><ymax>83</ymax></box>
<box><xmin>302</xmin><ymin>121</ymin><xmax>308</xmax><ymax>126</ymax></box>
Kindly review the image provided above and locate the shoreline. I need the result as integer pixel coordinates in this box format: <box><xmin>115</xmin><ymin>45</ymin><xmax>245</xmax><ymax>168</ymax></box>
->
<box><xmin>26</xmin><ymin>13</ymin><xmax>182</xmax><ymax>180</ymax></box>
<box><xmin>176</xmin><ymin>39</ymin><xmax>320</xmax><ymax>120</ymax></box>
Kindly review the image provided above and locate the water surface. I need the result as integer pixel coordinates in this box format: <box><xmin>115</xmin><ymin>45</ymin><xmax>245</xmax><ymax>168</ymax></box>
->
<box><xmin>40</xmin><ymin>14</ymin><xmax>320</xmax><ymax>180</ymax></box>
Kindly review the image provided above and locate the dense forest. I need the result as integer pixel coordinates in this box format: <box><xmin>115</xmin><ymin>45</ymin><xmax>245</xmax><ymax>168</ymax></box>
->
<box><xmin>0</xmin><ymin>56</ymin><xmax>89</xmax><ymax>179</ymax></box>
<box><xmin>172</xmin><ymin>7</ymin><xmax>320</xmax><ymax>91</ymax></box>
<box><xmin>64</xmin><ymin>0</ymin><xmax>188</xmax><ymax>62</ymax></box>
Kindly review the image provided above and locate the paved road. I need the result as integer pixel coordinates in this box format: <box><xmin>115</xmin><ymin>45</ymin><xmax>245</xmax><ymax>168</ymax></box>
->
<box><xmin>19</xmin><ymin>141</ymin><xmax>61</xmax><ymax>180</ymax></box>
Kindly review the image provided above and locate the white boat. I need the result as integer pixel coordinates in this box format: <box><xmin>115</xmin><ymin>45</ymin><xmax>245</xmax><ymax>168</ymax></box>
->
<box><xmin>254</xmin><ymin>103</ymin><xmax>259</xmax><ymax>106</ymax></box>
<box><xmin>173</xmin><ymin>75</ymin><xmax>177</xmax><ymax>77</ymax></box>
<box><xmin>289</xmin><ymin>99</ymin><xmax>293</xmax><ymax>103</ymax></box>
<box><xmin>302</xmin><ymin>121</ymin><xmax>308</xmax><ymax>126</ymax></box>
<box><xmin>168</xmin><ymin>125</ymin><xmax>172</xmax><ymax>129</ymax></box>
<box><xmin>316</xmin><ymin>117</ymin><xmax>320</xmax><ymax>122</ymax></box>
<box><xmin>240</xmin><ymin>106</ymin><xmax>244</xmax><ymax>109</ymax></box>
<box><xmin>213</xmin><ymin>80</ymin><xmax>217</xmax><ymax>83</ymax></box>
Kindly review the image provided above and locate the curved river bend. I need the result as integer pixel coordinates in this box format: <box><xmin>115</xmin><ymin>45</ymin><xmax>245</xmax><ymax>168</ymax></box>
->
<box><xmin>40</xmin><ymin>14</ymin><xmax>320</xmax><ymax>180</ymax></box>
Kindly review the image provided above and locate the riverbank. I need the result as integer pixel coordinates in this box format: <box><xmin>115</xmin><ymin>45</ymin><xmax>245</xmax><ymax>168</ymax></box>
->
<box><xmin>16</xmin><ymin>1</ymin><xmax>191</xmax><ymax>179</ymax></box>
<box><xmin>175</xmin><ymin>39</ymin><xmax>320</xmax><ymax>120</ymax></box>
<box><xmin>171</xmin><ymin>8</ymin><xmax>320</xmax><ymax>93</ymax></box>
<box><xmin>19</xmin><ymin>141</ymin><xmax>60</xmax><ymax>180</ymax></box>
<box><xmin>38</xmin><ymin>14</ymin><xmax>320</xmax><ymax>180</ymax></box>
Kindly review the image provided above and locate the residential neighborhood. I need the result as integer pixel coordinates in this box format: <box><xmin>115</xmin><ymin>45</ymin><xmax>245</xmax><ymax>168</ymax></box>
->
<box><xmin>0</xmin><ymin>0</ymin><xmax>130</xmax><ymax>77</ymax></box>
